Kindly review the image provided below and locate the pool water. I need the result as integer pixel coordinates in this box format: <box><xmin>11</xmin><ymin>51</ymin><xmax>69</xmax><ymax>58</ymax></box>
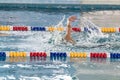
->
<box><xmin>0</xmin><ymin>4</ymin><xmax>120</xmax><ymax>80</ymax></box>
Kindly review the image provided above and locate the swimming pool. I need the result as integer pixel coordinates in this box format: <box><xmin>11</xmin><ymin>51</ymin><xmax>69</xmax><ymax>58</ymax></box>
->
<box><xmin>0</xmin><ymin>3</ymin><xmax>120</xmax><ymax>80</ymax></box>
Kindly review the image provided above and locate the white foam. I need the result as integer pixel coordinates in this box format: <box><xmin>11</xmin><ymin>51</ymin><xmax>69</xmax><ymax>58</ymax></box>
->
<box><xmin>0</xmin><ymin>65</ymin><xmax>10</xmax><ymax>68</ymax></box>
<box><xmin>7</xmin><ymin>75</ymin><xmax>16</xmax><ymax>79</ymax></box>
<box><xmin>53</xmin><ymin>75</ymin><xmax>72</xmax><ymax>80</ymax></box>
<box><xmin>20</xmin><ymin>76</ymin><xmax>41</xmax><ymax>80</ymax></box>
<box><xmin>17</xmin><ymin>64</ymin><xmax>31</xmax><ymax>68</ymax></box>
<box><xmin>0</xmin><ymin>77</ymin><xmax>6</xmax><ymax>80</ymax></box>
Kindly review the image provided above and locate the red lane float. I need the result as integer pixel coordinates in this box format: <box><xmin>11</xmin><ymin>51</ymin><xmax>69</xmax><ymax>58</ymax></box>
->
<box><xmin>30</xmin><ymin>52</ymin><xmax>47</xmax><ymax>58</ymax></box>
<box><xmin>72</xmin><ymin>27</ymin><xmax>81</xmax><ymax>32</ymax></box>
<box><xmin>13</xmin><ymin>26</ymin><xmax>28</xmax><ymax>31</ymax></box>
<box><xmin>90</xmin><ymin>52</ymin><xmax>107</xmax><ymax>58</ymax></box>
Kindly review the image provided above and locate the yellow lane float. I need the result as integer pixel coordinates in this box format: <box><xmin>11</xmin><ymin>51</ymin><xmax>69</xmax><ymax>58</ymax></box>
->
<box><xmin>101</xmin><ymin>27</ymin><xmax>116</xmax><ymax>33</ymax></box>
<box><xmin>48</xmin><ymin>26</ymin><xmax>56</xmax><ymax>32</ymax></box>
<box><xmin>57</xmin><ymin>27</ymin><xmax>64</xmax><ymax>31</ymax></box>
<box><xmin>9</xmin><ymin>52</ymin><xmax>27</xmax><ymax>57</ymax></box>
<box><xmin>0</xmin><ymin>25</ymin><xmax>10</xmax><ymax>31</ymax></box>
<box><xmin>70</xmin><ymin>52</ymin><xmax>87</xmax><ymax>58</ymax></box>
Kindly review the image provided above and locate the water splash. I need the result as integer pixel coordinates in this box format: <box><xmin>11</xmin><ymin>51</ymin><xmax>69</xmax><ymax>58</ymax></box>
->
<box><xmin>52</xmin><ymin>15</ymin><xmax>66</xmax><ymax>45</ymax></box>
<box><xmin>80</xmin><ymin>17</ymin><xmax>108</xmax><ymax>43</ymax></box>
<box><xmin>52</xmin><ymin>16</ymin><xmax>109</xmax><ymax>46</ymax></box>
<box><xmin>55</xmin><ymin>15</ymin><xmax>65</xmax><ymax>28</ymax></box>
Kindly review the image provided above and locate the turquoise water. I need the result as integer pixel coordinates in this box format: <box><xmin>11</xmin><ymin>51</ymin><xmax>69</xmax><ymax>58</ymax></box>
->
<box><xmin>0</xmin><ymin>4</ymin><xmax>120</xmax><ymax>80</ymax></box>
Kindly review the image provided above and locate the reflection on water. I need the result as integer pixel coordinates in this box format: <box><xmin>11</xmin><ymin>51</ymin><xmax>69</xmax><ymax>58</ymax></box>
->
<box><xmin>8</xmin><ymin>57</ymin><xmax>27</xmax><ymax>62</ymax></box>
<box><xmin>90</xmin><ymin>58</ymin><xmax>107</xmax><ymax>63</ymax></box>
<box><xmin>1</xmin><ymin>56</ymin><xmax>120</xmax><ymax>80</ymax></box>
<box><xmin>0</xmin><ymin>57</ymin><xmax>74</xmax><ymax>80</ymax></box>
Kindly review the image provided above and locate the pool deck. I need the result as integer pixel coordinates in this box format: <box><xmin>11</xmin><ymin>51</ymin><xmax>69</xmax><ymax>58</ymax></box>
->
<box><xmin>81</xmin><ymin>10</ymin><xmax>120</xmax><ymax>27</ymax></box>
<box><xmin>81</xmin><ymin>0</ymin><xmax>120</xmax><ymax>5</ymax></box>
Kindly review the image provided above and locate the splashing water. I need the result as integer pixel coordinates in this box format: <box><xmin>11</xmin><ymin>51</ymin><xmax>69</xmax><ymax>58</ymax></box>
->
<box><xmin>52</xmin><ymin>16</ymin><xmax>109</xmax><ymax>47</ymax></box>
<box><xmin>81</xmin><ymin>17</ymin><xmax>108</xmax><ymax>43</ymax></box>
<box><xmin>51</xmin><ymin>15</ymin><xmax>66</xmax><ymax>45</ymax></box>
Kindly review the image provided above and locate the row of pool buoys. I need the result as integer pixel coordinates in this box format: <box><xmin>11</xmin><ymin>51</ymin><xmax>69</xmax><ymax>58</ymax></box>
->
<box><xmin>70</xmin><ymin>52</ymin><xmax>87</xmax><ymax>58</ymax></box>
<box><xmin>101</xmin><ymin>27</ymin><xmax>116</xmax><ymax>33</ymax></box>
<box><xmin>0</xmin><ymin>52</ymin><xmax>120</xmax><ymax>62</ymax></box>
<box><xmin>0</xmin><ymin>25</ymin><xmax>80</xmax><ymax>32</ymax></box>
<box><xmin>90</xmin><ymin>53</ymin><xmax>107</xmax><ymax>58</ymax></box>
<box><xmin>9</xmin><ymin>52</ymin><xmax>27</xmax><ymax>57</ymax></box>
<box><xmin>0</xmin><ymin>51</ymin><xmax>120</xmax><ymax>58</ymax></box>
<box><xmin>0</xmin><ymin>25</ymin><xmax>120</xmax><ymax>33</ymax></box>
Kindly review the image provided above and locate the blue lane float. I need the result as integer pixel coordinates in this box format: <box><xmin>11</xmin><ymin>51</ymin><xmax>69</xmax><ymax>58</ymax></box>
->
<box><xmin>84</xmin><ymin>27</ymin><xmax>91</xmax><ymax>33</ymax></box>
<box><xmin>110</xmin><ymin>53</ymin><xmax>120</xmax><ymax>62</ymax></box>
<box><xmin>50</xmin><ymin>52</ymin><xmax>67</xmax><ymax>61</ymax></box>
<box><xmin>31</xmin><ymin>27</ymin><xmax>46</xmax><ymax>31</ymax></box>
<box><xmin>110</xmin><ymin>53</ymin><xmax>120</xmax><ymax>59</ymax></box>
<box><xmin>50</xmin><ymin>52</ymin><xmax>67</xmax><ymax>58</ymax></box>
<box><xmin>0</xmin><ymin>52</ymin><xmax>6</xmax><ymax>61</ymax></box>
<box><xmin>0</xmin><ymin>52</ymin><xmax>6</xmax><ymax>57</ymax></box>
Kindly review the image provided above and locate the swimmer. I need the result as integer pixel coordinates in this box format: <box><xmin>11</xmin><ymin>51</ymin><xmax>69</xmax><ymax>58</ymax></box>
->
<box><xmin>64</xmin><ymin>16</ymin><xmax>77</xmax><ymax>45</ymax></box>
